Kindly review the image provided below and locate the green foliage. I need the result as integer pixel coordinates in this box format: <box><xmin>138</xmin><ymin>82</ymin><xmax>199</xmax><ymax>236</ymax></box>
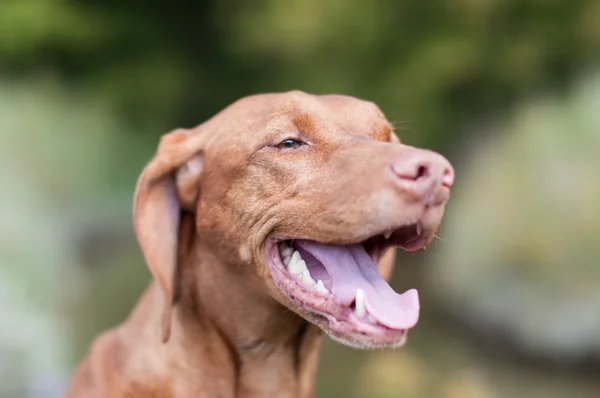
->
<box><xmin>430</xmin><ymin>71</ymin><xmax>600</xmax><ymax>362</ymax></box>
<box><xmin>0</xmin><ymin>79</ymin><xmax>155</xmax><ymax>394</ymax></box>
<box><xmin>1</xmin><ymin>0</ymin><xmax>599</xmax><ymax>149</ymax></box>
<box><xmin>2</xmin><ymin>1</ymin><xmax>600</xmax><ymax>396</ymax></box>
<box><xmin>0</xmin><ymin>0</ymin><xmax>110</xmax><ymax>58</ymax></box>
<box><xmin>0</xmin><ymin>79</ymin><xmax>121</xmax><ymax>396</ymax></box>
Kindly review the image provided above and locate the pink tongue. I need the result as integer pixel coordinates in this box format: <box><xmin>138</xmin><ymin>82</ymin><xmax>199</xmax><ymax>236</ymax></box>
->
<box><xmin>294</xmin><ymin>240</ymin><xmax>419</xmax><ymax>330</ymax></box>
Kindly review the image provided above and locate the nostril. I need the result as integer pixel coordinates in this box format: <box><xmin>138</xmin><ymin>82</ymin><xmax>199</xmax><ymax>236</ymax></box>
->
<box><xmin>441</xmin><ymin>167</ymin><xmax>454</xmax><ymax>187</ymax></box>
<box><xmin>415</xmin><ymin>165</ymin><xmax>429</xmax><ymax>180</ymax></box>
<box><xmin>392</xmin><ymin>162</ymin><xmax>430</xmax><ymax>181</ymax></box>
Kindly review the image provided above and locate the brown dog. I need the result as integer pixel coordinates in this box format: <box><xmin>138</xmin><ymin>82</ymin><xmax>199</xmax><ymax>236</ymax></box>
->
<box><xmin>65</xmin><ymin>91</ymin><xmax>454</xmax><ymax>398</ymax></box>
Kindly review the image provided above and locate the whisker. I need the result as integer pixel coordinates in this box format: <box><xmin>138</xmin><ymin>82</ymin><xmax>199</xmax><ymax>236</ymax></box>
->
<box><xmin>433</xmin><ymin>234</ymin><xmax>447</xmax><ymax>243</ymax></box>
<box><xmin>389</xmin><ymin>120</ymin><xmax>415</xmax><ymax>133</ymax></box>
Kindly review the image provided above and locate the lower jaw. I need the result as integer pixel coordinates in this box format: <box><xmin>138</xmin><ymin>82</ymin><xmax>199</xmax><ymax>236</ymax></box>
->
<box><xmin>268</xmin><ymin>251</ymin><xmax>409</xmax><ymax>349</ymax></box>
<box><xmin>326</xmin><ymin>321</ymin><xmax>407</xmax><ymax>350</ymax></box>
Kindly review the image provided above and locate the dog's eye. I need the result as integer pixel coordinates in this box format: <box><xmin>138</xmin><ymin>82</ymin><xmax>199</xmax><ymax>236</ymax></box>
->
<box><xmin>276</xmin><ymin>139</ymin><xmax>305</xmax><ymax>150</ymax></box>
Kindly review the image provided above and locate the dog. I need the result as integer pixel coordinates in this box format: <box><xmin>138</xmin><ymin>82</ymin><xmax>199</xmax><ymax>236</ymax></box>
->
<box><xmin>65</xmin><ymin>91</ymin><xmax>454</xmax><ymax>398</ymax></box>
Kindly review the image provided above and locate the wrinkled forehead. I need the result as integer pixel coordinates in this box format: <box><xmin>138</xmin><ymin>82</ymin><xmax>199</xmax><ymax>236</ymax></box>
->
<box><xmin>206</xmin><ymin>91</ymin><xmax>394</xmax><ymax>146</ymax></box>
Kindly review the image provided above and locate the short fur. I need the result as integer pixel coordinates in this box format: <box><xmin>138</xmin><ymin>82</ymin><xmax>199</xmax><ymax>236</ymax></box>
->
<box><xmin>65</xmin><ymin>91</ymin><xmax>453</xmax><ymax>398</ymax></box>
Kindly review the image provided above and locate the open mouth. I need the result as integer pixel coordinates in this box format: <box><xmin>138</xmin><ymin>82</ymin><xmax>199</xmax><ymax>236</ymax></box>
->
<box><xmin>266</xmin><ymin>223</ymin><xmax>431</xmax><ymax>349</ymax></box>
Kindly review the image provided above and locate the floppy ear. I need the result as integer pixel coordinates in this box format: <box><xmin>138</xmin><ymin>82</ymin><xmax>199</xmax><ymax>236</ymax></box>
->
<box><xmin>133</xmin><ymin>128</ymin><xmax>206</xmax><ymax>342</ymax></box>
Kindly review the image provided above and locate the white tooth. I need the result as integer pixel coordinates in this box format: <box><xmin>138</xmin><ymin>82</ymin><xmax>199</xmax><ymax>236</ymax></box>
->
<box><xmin>301</xmin><ymin>268</ymin><xmax>316</xmax><ymax>286</ymax></box>
<box><xmin>383</xmin><ymin>231</ymin><xmax>392</xmax><ymax>239</ymax></box>
<box><xmin>287</xmin><ymin>251</ymin><xmax>300</xmax><ymax>269</ymax></box>
<box><xmin>283</xmin><ymin>255</ymin><xmax>292</xmax><ymax>266</ymax></box>
<box><xmin>281</xmin><ymin>247</ymin><xmax>293</xmax><ymax>258</ymax></box>
<box><xmin>315</xmin><ymin>280</ymin><xmax>329</xmax><ymax>295</ymax></box>
<box><xmin>416</xmin><ymin>223</ymin><xmax>422</xmax><ymax>236</ymax></box>
<box><xmin>288</xmin><ymin>252</ymin><xmax>306</xmax><ymax>275</ymax></box>
<box><xmin>355</xmin><ymin>289</ymin><xmax>366</xmax><ymax>317</ymax></box>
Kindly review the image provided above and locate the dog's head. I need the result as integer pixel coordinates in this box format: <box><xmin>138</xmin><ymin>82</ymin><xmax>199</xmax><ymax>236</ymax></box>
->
<box><xmin>134</xmin><ymin>91</ymin><xmax>454</xmax><ymax>348</ymax></box>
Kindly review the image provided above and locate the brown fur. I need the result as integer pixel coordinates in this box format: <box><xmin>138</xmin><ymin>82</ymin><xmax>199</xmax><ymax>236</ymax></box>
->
<box><xmin>65</xmin><ymin>91</ymin><xmax>453</xmax><ymax>398</ymax></box>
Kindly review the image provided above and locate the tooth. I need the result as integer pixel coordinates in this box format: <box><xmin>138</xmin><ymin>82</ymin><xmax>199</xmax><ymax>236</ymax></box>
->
<box><xmin>288</xmin><ymin>252</ymin><xmax>306</xmax><ymax>275</ymax></box>
<box><xmin>281</xmin><ymin>245</ymin><xmax>293</xmax><ymax>266</ymax></box>
<box><xmin>289</xmin><ymin>258</ymin><xmax>306</xmax><ymax>276</ymax></box>
<box><xmin>301</xmin><ymin>268</ymin><xmax>316</xmax><ymax>286</ymax></box>
<box><xmin>287</xmin><ymin>251</ymin><xmax>300</xmax><ymax>268</ymax></box>
<box><xmin>355</xmin><ymin>289</ymin><xmax>366</xmax><ymax>317</ymax></box>
<box><xmin>281</xmin><ymin>246</ymin><xmax>293</xmax><ymax>258</ymax></box>
<box><xmin>315</xmin><ymin>280</ymin><xmax>329</xmax><ymax>295</ymax></box>
<box><xmin>416</xmin><ymin>223</ymin><xmax>422</xmax><ymax>235</ymax></box>
<box><xmin>383</xmin><ymin>231</ymin><xmax>392</xmax><ymax>239</ymax></box>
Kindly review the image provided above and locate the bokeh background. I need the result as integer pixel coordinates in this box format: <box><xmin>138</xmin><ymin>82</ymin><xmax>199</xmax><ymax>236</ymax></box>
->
<box><xmin>2</xmin><ymin>1</ymin><xmax>600</xmax><ymax>397</ymax></box>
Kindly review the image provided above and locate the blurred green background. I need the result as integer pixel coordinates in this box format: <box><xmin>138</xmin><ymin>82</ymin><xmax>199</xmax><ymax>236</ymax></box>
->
<box><xmin>1</xmin><ymin>1</ymin><xmax>600</xmax><ymax>397</ymax></box>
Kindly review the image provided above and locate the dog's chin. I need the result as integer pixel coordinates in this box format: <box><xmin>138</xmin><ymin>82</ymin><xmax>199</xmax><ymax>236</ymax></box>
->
<box><xmin>265</xmin><ymin>222</ymin><xmax>436</xmax><ymax>349</ymax></box>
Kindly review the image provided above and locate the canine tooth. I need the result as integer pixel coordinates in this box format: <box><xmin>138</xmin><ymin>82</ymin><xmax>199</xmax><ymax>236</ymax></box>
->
<box><xmin>355</xmin><ymin>289</ymin><xmax>366</xmax><ymax>317</ymax></box>
<box><xmin>287</xmin><ymin>251</ymin><xmax>300</xmax><ymax>268</ymax></box>
<box><xmin>416</xmin><ymin>223</ymin><xmax>422</xmax><ymax>236</ymax></box>
<box><xmin>301</xmin><ymin>268</ymin><xmax>316</xmax><ymax>286</ymax></box>
<box><xmin>289</xmin><ymin>259</ymin><xmax>306</xmax><ymax>276</ymax></box>
<box><xmin>315</xmin><ymin>280</ymin><xmax>329</xmax><ymax>295</ymax></box>
<box><xmin>288</xmin><ymin>252</ymin><xmax>306</xmax><ymax>275</ymax></box>
<box><xmin>383</xmin><ymin>231</ymin><xmax>392</xmax><ymax>239</ymax></box>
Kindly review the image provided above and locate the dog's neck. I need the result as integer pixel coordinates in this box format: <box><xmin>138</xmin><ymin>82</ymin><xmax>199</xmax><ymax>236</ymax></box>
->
<box><xmin>128</xmin><ymin>241</ymin><xmax>324</xmax><ymax>398</ymax></box>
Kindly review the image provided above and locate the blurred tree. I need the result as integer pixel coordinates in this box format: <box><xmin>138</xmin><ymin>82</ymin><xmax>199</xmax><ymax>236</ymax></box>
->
<box><xmin>1</xmin><ymin>0</ymin><xmax>599</xmax><ymax>151</ymax></box>
<box><xmin>0</xmin><ymin>79</ymin><xmax>153</xmax><ymax>396</ymax></box>
<box><xmin>2</xmin><ymin>1</ymin><xmax>600</xmax><ymax>396</ymax></box>
<box><xmin>429</xmin><ymin>71</ymin><xmax>600</xmax><ymax>364</ymax></box>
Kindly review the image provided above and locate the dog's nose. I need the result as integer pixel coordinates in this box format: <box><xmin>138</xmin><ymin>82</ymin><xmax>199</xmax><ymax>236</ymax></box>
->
<box><xmin>390</xmin><ymin>148</ymin><xmax>454</xmax><ymax>204</ymax></box>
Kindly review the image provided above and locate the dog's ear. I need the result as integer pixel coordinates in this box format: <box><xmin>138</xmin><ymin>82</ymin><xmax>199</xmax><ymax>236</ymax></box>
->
<box><xmin>133</xmin><ymin>128</ymin><xmax>206</xmax><ymax>343</ymax></box>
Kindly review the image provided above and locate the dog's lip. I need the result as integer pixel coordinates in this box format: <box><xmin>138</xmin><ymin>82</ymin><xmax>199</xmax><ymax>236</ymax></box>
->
<box><xmin>266</xmin><ymin>221</ymin><xmax>433</xmax><ymax>260</ymax></box>
<box><xmin>266</xmin><ymin>246</ymin><xmax>408</xmax><ymax>342</ymax></box>
<box><xmin>264</xmin><ymin>225</ymin><xmax>427</xmax><ymax>343</ymax></box>
<box><xmin>362</xmin><ymin>222</ymin><xmax>435</xmax><ymax>261</ymax></box>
